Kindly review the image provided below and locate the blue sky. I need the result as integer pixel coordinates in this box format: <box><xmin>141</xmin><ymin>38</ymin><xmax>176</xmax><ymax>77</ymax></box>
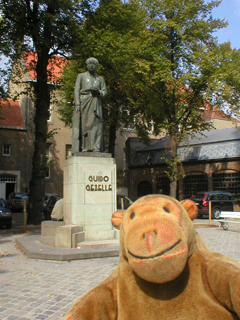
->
<box><xmin>211</xmin><ymin>0</ymin><xmax>240</xmax><ymax>49</ymax></box>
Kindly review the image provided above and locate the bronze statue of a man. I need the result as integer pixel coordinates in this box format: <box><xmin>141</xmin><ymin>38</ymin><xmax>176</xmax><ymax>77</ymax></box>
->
<box><xmin>72</xmin><ymin>57</ymin><xmax>107</xmax><ymax>154</ymax></box>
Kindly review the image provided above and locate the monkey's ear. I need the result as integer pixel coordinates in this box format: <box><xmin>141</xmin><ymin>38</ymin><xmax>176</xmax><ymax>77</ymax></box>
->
<box><xmin>111</xmin><ymin>210</ymin><xmax>125</xmax><ymax>230</ymax></box>
<box><xmin>180</xmin><ymin>199</ymin><xmax>198</xmax><ymax>220</ymax></box>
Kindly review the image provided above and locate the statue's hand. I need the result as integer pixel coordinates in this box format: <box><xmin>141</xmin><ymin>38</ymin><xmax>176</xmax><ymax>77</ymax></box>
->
<box><xmin>90</xmin><ymin>87</ymin><xmax>100</xmax><ymax>97</ymax></box>
<box><xmin>75</xmin><ymin>105</ymin><xmax>81</xmax><ymax>111</ymax></box>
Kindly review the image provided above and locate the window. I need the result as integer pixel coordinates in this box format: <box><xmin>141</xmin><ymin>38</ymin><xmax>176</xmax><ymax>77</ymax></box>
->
<box><xmin>147</xmin><ymin>120</ymin><xmax>154</xmax><ymax>133</ymax></box>
<box><xmin>47</xmin><ymin>105</ymin><xmax>53</xmax><ymax>122</ymax></box>
<box><xmin>183</xmin><ymin>174</ymin><xmax>208</xmax><ymax>199</ymax></box>
<box><xmin>2</xmin><ymin>144</ymin><xmax>11</xmax><ymax>156</ymax></box>
<box><xmin>213</xmin><ymin>172</ymin><xmax>240</xmax><ymax>197</ymax></box>
<box><xmin>45</xmin><ymin>144</ymin><xmax>51</xmax><ymax>179</ymax></box>
<box><xmin>190</xmin><ymin>147</ymin><xmax>201</xmax><ymax>160</ymax></box>
<box><xmin>157</xmin><ymin>176</ymin><xmax>170</xmax><ymax>196</ymax></box>
<box><xmin>66</xmin><ymin>145</ymin><xmax>72</xmax><ymax>159</ymax></box>
<box><xmin>0</xmin><ymin>175</ymin><xmax>16</xmax><ymax>182</ymax></box>
<box><xmin>122</xmin><ymin>109</ymin><xmax>135</xmax><ymax>131</ymax></box>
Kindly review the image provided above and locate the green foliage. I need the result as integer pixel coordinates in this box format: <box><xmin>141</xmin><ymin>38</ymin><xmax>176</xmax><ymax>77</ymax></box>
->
<box><xmin>57</xmin><ymin>61</ymin><xmax>78</xmax><ymax>127</ymax></box>
<box><xmin>0</xmin><ymin>0</ymin><xmax>96</xmax><ymax>223</ymax></box>
<box><xmin>163</xmin><ymin>157</ymin><xmax>185</xmax><ymax>182</ymax></box>
<box><xmin>127</xmin><ymin>0</ymin><xmax>226</xmax><ymax>130</ymax></box>
<box><xmin>58</xmin><ymin>0</ymin><xmax>146</xmax><ymax>155</ymax></box>
<box><xmin>205</xmin><ymin>42</ymin><xmax>240</xmax><ymax>120</ymax></box>
<box><xmin>123</xmin><ymin>0</ymin><xmax>239</xmax><ymax>196</ymax></box>
<box><xmin>58</xmin><ymin>0</ymin><xmax>240</xmax><ymax>195</ymax></box>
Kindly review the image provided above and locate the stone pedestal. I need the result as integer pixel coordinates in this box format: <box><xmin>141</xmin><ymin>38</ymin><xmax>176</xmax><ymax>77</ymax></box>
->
<box><xmin>55</xmin><ymin>224</ymin><xmax>84</xmax><ymax>249</ymax></box>
<box><xmin>41</xmin><ymin>220</ymin><xmax>64</xmax><ymax>236</ymax></box>
<box><xmin>63</xmin><ymin>152</ymin><xmax>117</xmax><ymax>241</ymax></box>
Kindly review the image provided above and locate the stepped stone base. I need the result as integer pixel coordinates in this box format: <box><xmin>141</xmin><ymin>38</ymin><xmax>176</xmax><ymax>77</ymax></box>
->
<box><xmin>77</xmin><ymin>239</ymin><xmax>119</xmax><ymax>248</ymax></box>
<box><xmin>41</xmin><ymin>221</ymin><xmax>64</xmax><ymax>236</ymax></box>
<box><xmin>55</xmin><ymin>224</ymin><xmax>84</xmax><ymax>249</ymax></box>
<box><xmin>41</xmin><ymin>221</ymin><xmax>85</xmax><ymax>249</ymax></box>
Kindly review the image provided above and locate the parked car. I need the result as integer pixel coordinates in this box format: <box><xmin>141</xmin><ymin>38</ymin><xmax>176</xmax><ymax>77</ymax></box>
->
<box><xmin>42</xmin><ymin>193</ymin><xmax>59</xmax><ymax>217</ymax></box>
<box><xmin>117</xmin><ymin>194</ymin><xmax>133</xmax><ymax>210</ymax></box>
<box><xmin>6</xmin><ymin>192</ymin><xmax>29</xmax><ymax>212</ymax></box>
<box><xmin>0</xmin><ymin>198</ymin><xmax>12</xmax><ymax>229</ymax></box>
<box><xmin>44</xmin><ymin>195</ymin><xmax>62</xmax><ymax>220</ymax></box>
<box><xmin>190</xmin><ymin>191</ymin><xmax>234</xmax><ymax>219</ymax></box>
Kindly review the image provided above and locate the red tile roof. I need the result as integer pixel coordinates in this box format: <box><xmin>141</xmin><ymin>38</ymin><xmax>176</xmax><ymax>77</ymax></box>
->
<box><xmin>23</xmin><ymin>51</ymin><xmax>68</xmax><ymax>83</ymax></box>
<box><xmin>0</xmin><ymin>100</ymin><xmax>24</xmax><ymax>128</ymax></box>
<box><xmin>201</xmin><ymin>106</ymin><xmax>237</xmax><ymax>121</ymax></box>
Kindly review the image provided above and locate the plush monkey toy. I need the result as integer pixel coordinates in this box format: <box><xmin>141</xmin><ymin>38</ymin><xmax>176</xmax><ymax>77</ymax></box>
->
<box><xmin>64</xmin><ymin>195</ymin><xmax>240</xmax><ymax>320</ymax></box>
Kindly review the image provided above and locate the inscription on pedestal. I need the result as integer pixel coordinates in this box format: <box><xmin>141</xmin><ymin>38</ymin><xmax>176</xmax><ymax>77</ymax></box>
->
<box><xmin>86</xmin><ymin>175</ymin><xmax>112</xmax><ymax>192</ymax></box>
<box><xmin>84</xmin><ymin>170</ymin><xmax>113</xmax><ymax>204</ymax></box>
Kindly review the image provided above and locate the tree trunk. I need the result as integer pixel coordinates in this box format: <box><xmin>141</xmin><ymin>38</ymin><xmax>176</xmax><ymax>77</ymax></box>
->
<box><xmin>169</xmin><ymin>133</ymin><xmax>178</xmax><ymax>199</ymax></box>
<box><xmin>170</xmin><ymin>179</ymin><xmax>177</xmax><ymax>198</ymax></box>
<box><xmin>108</xmin><ymin>122</ymin><xmax>117</xmax><ymax>158</ymax></box>
<box><xmin>108</xmin><ymin>107</ymin><xmax>119</xmax><ymax>158</ymax></box>
<box><xmin>28</xmin><ymin>53</ymin><xmax>50</xmax><ymax>224</ymax></box>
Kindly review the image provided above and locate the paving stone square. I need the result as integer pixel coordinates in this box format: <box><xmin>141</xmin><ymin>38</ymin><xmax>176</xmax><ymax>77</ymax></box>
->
<box><xmin>0</xmin><ymin>232</ymin><xmax>118</xmax><ymax>320</ymax></box>
<box><xmin>1</xmin><ymin>220</ymin><xmax>240</xmax><ymax>319</ymax></box>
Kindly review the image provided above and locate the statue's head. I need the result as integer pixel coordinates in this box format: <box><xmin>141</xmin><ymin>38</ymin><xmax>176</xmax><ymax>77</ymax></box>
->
<box><xmin>86</xmin><ymin>57</ymin><xmax>99</xmax><ymax>73</ymax></box>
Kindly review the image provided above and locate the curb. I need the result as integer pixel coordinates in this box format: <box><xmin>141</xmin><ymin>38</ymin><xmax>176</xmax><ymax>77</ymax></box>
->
<box><xmin>15</xmin><ymin>234</ymin><xmax>119</xmax><ymax>261</ymax></box>
<box><xmin>14</xmin><ymin>222</ymin><xmax>219</xmax><ymax>261</ymax></box>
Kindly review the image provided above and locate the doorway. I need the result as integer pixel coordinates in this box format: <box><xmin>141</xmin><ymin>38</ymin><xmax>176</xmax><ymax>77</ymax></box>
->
<box><xmin>0</xmin><ymin>175</ymin><xmax>16</xmax><ymax>200</ymax></box>
<box><xmin>6</xmin><ymin>183</ymin><xmax>15</xmax><ymax>199</ymax></box>
<box><xmin>138</xmin><ymin>181</ymin><xmax>153</xmax><ymax>198</ymax></box>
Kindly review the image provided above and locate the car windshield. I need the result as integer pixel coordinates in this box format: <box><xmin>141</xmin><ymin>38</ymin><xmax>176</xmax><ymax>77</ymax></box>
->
<box><xmin>123</xmin><ymin>196</ymin><xmax>133</xmax><ymax>206</ymax></box>
<box><xmin>191</xmin><ymin>193</ymin><xmax>205</xmax><ymax>201</ymax></box>
<box><xmin>210</xmin><ymin>194</ymin><xmax>227</xmax><ymax>200</ymax></box>
<box><xmin>16</xmin><ymin>193</ymin><xmax>28</xmax><ymax>199</ymax></box>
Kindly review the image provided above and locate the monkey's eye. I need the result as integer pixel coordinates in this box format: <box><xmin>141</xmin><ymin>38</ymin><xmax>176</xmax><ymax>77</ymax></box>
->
<box><xmin>163</xmin><ymin>207</ymin><xmax>170</xmax><ymax>213</ymax></box>
<box><xmin>130</xmin><ymin>212</ymin><xmax>135</xmax><ymax>219</ymax></box>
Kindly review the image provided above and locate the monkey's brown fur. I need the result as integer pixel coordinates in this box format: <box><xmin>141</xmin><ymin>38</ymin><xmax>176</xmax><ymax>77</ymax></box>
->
<box><xmin>64</xmin><ymin>195</ymin><xmax>240</xmax><ymax>320</ymax></box>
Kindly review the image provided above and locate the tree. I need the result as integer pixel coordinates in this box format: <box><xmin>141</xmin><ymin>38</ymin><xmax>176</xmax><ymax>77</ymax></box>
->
<box><xmin>207</xmin><ymin>42</ymin><xmax>240</xmax><ymax>121</ymax></box>
<box><xmin>58</xmin><ymin>0</ymin><xmax>145</xmax><ymax>156</ymax></box>
<box><xmin>0</xmin><ymin>0</ymin><xmax>97</xmax><ymax>224</ymax></box>
<box><xmin>124</xmin><ymin>0</ymin><xmax>239</xmax><ymax>198</ymax></box>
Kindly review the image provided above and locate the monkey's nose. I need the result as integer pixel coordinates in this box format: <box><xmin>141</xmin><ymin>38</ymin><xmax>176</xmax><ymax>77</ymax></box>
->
<box><xmin>142</xmin><ymin>230</ymin><xmax>158</xmax><ymax>239</ymax></box>
<box><xmin>143</xmin><ymin>231</ymin><xmax>158</xmax><ymax>253</ymax></box>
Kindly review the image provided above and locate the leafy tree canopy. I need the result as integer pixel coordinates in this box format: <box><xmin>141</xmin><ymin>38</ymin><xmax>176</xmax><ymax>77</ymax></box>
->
<box><xmin>58</xmin><ymin>0</ymin><xmax>146</xmax><ymax>155</ymax></box>
<box><xmin>0</xmin><ymin>0</ymin><xmax>97</xmax><ymax>223</ymax></box>
<box><xmin>123</xmin><ymin>0</ymin><xmax>240</xmax><ymax>196</ymax></box>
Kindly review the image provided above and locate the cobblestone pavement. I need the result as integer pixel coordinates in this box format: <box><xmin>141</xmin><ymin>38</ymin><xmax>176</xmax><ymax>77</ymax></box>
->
<box><xmin>196</xmin><ymin>226</ymin><xmax>240</xmax><ymax>262</ymax></box>
<box><xmin>0</xmin><ymin>232</ymin><xmax>119</xmax><ymax>320</ymax></box>
<box><xmin>1</xmin><ymin>222</ymin><xmax>240</xmax><ymax>320</ymax></box>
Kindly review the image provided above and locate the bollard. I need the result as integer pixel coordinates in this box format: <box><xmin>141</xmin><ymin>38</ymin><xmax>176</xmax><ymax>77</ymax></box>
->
<box><xmin>209</xmin><ymin>201</ymin><xmax>212</xmax><ymax>225</ymax></box>
<box><xmin>23</xmin><ymin>199</ymin><xmax>27</xmax><ymax>232</ymax></box>
<box><xmin>121</xmin><ymin>198</ymin><xmax>124</xmax><ymax>210</ymax></box>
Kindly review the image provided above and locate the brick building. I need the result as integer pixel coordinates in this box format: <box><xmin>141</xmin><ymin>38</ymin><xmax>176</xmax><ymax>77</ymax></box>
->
<box><xmin>0</xmin><ymin>53</ymin><xmax>71</xmax><ymax>200</ymax></box>
<box><xmin>127</xmin><ymin>126</ymin><xmax>240</xmax><ymax>201</ymax></box>
<box><xmin>0</xmin><ymin>100</ymin><xmax>32</xmax><ymax>199</ymax></box>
